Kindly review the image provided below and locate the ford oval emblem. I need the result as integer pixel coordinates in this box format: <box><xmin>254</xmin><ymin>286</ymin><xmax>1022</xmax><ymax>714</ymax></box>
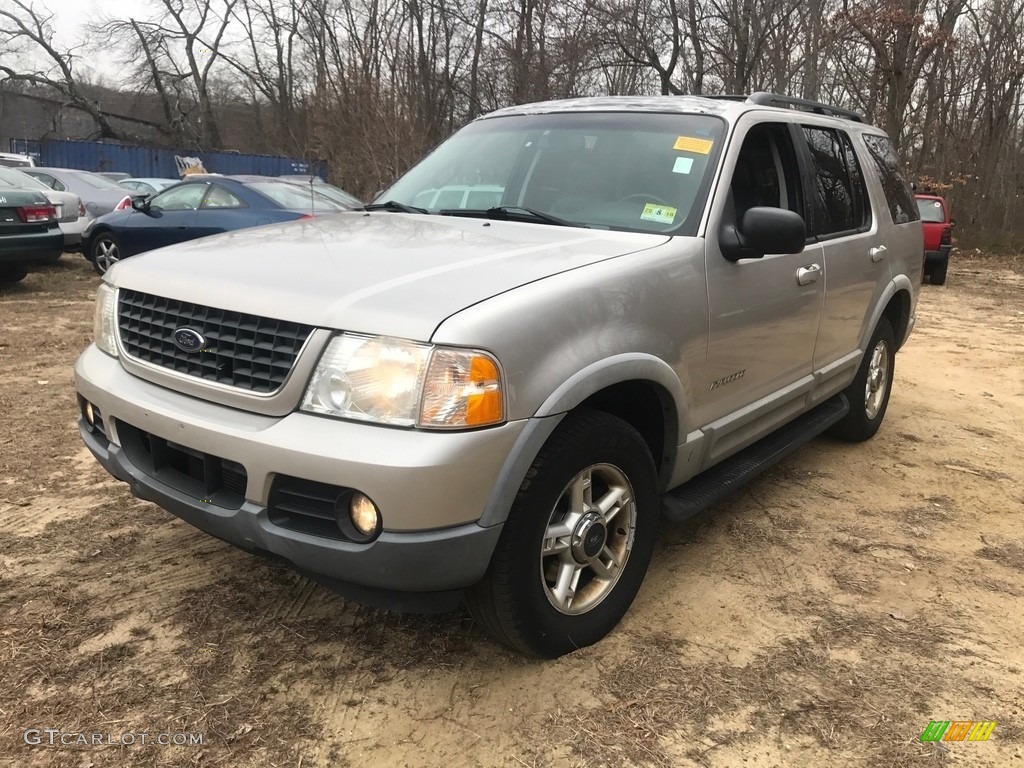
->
<box><xmin>172</xmin><ymin>328</ymin><xmax>205</xmax><ymax>353</ymax></box>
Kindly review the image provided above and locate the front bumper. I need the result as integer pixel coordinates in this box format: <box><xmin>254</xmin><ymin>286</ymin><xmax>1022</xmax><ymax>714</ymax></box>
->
<box><xmin>75</xmin><ymin>345</ymin><xmax>529</xmax><ymax>609</ymax></box>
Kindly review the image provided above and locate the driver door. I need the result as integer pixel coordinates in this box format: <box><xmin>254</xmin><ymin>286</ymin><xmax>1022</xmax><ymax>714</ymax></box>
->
<box><xmin>698</xmin><ymin>119</ymin><xmax>824</xmax><ymax>460</ymax></box>
<box><xmin>120</xmin><ymin>181</ymin><xmax>208</xmax><ymax>254</ymax></box>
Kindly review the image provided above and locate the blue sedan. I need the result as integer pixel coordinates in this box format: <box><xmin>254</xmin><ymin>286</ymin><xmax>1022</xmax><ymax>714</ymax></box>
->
<box><xmin>84</xmin><ymin>175</ymin><xmax>353</xmax><ymax>274</ymax></box>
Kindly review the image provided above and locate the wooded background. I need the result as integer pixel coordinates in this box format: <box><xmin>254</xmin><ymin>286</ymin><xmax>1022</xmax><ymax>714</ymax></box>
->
<box><xmin>2</xmin><ymin>0</ymin><xmax>1022</xmax><ymax>247</ymax></box>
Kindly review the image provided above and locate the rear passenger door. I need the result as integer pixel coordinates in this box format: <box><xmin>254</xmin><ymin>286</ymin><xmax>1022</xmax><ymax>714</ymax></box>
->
<box><xmin>799</xmin><ymin>125</ymin><xmax>884</xmax><ymax>375</ymax></box>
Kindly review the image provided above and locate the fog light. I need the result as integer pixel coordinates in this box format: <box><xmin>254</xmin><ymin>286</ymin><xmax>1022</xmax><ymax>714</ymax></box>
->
<box><xmin>349</xmin><ymin>493</ymin><xmax>381</xmax><ymax>536</ymax></box>
<box><xmin>84</xmin><ymin>400</ymin><xmax>95</xmax><ymax>426</ymax></box>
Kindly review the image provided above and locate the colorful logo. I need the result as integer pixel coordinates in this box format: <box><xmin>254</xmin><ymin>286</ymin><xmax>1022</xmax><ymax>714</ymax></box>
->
<box><xmin>920</xmin><ymin>721</ymin><xmax>996</xmax><ymax>742</ymax></box>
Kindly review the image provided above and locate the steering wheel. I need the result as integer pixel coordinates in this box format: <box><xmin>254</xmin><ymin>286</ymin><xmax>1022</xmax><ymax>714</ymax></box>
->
<box><xmin>617</xmin><ymin>193</ymin><xmax>672</xmax><ymax>206</ymax></box>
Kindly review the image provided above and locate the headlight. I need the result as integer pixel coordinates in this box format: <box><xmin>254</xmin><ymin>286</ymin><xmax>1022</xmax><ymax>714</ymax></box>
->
<box><xmin>93</xmin><ymin>283</ymin><xmax>119</xmax><ymax>357</ymax></box>
<box><xmin>302</xmin><ymin>334</ymin><xmax>505</xmax><ymax>429</ymax></box>
<box><xmin>302</xmin><ymin>335</ymin><xmax>432</xmax><ymax>426</ymax></box>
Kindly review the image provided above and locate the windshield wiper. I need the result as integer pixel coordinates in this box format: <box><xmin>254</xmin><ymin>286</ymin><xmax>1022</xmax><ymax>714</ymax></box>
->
<box><xmin>362</xmin><ymin>200</ymin><xmax>428</xmax><ymax>214</ymax></box>
<box><xmin>439</xmin><ymin>205</ymin><xmax>581</xmax><ymax>227</ymax></box>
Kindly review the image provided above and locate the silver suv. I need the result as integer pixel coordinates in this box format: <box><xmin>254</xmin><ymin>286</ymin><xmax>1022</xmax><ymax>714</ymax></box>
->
<box><xmin>75</xmin><ymin>93</ymin><xmax>922</xmax><ymax>657</ymax></box>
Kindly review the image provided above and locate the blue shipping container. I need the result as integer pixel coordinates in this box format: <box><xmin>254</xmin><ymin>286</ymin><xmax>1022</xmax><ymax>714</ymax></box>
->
<box><xmin>10</xmin><ymin>138</ymin><xmax>328</xmax><ymax>181</ymax></box>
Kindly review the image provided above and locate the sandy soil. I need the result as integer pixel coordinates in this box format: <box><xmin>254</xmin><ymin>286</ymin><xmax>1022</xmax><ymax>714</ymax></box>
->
<box><xmin>1</xmin><ymin>252</ymin><xmax>1022</xmax><ymax>768</ymax></box>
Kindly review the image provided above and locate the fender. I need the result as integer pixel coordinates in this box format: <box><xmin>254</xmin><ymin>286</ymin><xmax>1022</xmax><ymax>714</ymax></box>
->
<box><xmin>478</xmin><ymin>354</ymin><xmax>687</xmax><ymax>527</ymax></box>
<box><xmin>862</xmin><ymin>274</ymin><xmax>915</xmax><ymax>352</ymax></box>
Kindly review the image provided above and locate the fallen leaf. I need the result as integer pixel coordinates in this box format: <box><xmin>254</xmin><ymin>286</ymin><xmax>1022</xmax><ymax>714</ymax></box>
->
<box><xmin>889</xmin><ymin>611</ymin><xmax>907</xmax><ymax>621</ymax></box>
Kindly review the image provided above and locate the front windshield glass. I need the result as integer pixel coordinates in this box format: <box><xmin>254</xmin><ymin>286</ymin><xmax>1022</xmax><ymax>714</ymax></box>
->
<box><xmin>380</xmin><ymin>112</ymin><xmax>725</xmax><ymax>235</ymax></box>
<box><xmin>916</xmin><ymin>198</ymin><xmax>946</xmax><ymax>223</ymax></box>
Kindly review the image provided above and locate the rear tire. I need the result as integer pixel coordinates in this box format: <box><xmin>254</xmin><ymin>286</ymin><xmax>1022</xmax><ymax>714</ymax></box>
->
<box><xmin>467</xmin><ymin>409</ymin><xmax>659</xmax><ymax>657</ymax></box>
<box><xmin>929</xmin><ymin>257</ymin><xmax>948</xmax><ymax>286</ymax></box>
<box><xmin>830</xmin><ymin>318</ymin><xmax>896</xmax><ymax>442</ymax></box>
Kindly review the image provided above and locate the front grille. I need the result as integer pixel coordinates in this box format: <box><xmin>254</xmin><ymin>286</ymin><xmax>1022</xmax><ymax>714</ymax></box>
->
<box><xmin>118</xmin><ymin>289</ymin><xmax>315</xmax><ymax>393</ymax></box>
<box><xmin>117</xmin><ymin>421</ymin><xmax>248</xmax><ymax>509</ymax></box>
<box><xmin>269</xmin><ymin>476</ymin><xmax>353</xmax><ymax>540</ymax></box>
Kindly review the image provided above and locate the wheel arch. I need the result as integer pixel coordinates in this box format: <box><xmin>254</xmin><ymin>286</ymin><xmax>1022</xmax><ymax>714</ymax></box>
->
<box><xmin>864</xmin><ymin>277</ymin><xmax>914</xmax><ymax>352</ymax></box>
<box><xmin>478</xmin><ymin>355</ymin><xmax>685</xmax><ymax>528</ymax></box>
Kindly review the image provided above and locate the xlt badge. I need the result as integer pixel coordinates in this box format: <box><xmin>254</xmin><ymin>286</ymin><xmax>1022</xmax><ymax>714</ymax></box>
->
<box><xmin>710</xmin><ymin>370</ymin><xmax>746</xmax><ymax>390</ymax></box>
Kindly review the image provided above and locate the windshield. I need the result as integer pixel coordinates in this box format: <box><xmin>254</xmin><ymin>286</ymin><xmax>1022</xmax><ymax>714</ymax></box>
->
<box><xmin>916</xmin><ymin>198</ymin><xmax>946</xmax><ymax>223</ymax></box>
<box><xmin>380</xmin><ymin>112</ymin><xmax>725</xmax><ymax>234</ymax></box>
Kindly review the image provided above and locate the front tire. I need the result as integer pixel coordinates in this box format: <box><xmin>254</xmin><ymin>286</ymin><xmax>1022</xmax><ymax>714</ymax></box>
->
<box><xmin>91</xmin><ymin>231</ymin><xmax>122</xmax><ymax>275</ymax></box>
<box><xmin>0</xmin><ymin>265</ymin><xmax>28</xmax><ymax>284</ymax></box>
<box><xmin>830</xmin><ymin>318</ymin><xmax>896</xmax><ymax>442</ymax></box>
<box><xmin>467</xmin><ymin>409</ymin><xmax>659</xmax><ymax>657</ymax></box>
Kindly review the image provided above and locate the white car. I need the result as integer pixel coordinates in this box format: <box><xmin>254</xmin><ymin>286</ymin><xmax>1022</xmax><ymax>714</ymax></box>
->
<box><xmin>0</xmin><ymin>152</ymin><xmax>35</xmax><ymax>169</ymax></box>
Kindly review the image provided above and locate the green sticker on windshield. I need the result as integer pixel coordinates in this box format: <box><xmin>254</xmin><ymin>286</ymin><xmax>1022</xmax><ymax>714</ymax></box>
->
<box><xmin>640</xmin><ymin>203</ymin><xmax>677</xmax><ymax>224</ymax></box>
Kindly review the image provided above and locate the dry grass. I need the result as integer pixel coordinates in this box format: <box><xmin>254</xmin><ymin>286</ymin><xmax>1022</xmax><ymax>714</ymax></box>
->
<box><xmin>522</xmin><ymin>598</ymin><xmax>961</xmax><ymax>768</ymax></box>
<box><xmin>977</xmin><ymin>541</ymin><xmax>1024</xmax><ymax>572</ymax></box>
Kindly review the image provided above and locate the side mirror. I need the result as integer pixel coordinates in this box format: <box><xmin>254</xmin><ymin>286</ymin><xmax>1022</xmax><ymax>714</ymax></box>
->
<box><xmin>130</xmin><ymin>195</ymin><xmax>151</xmax><ymax>212</ymax></box>
<box><xmin>720</xmin><ymin>207</ymin><xmax>806</xmax><ymax>262</ymax></box>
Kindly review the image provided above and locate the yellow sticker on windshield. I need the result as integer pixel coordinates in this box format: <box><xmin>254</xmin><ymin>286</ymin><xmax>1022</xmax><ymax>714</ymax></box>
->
<box><xmin>674</xmin><ymin>136</ymin><xmax>714</xmax><ymax>154</ymax></box>
<box><xmin>640</xmin><ymin>203</ymin><xmax>677</xmax><ymax>224</ymax></box>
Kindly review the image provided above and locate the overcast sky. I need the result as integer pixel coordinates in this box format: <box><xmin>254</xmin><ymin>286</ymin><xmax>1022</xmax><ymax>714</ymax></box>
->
<box><xmin>39</xmin><ymin>0</ymin><xmax>144</xmax><ymax>81</ymax></box>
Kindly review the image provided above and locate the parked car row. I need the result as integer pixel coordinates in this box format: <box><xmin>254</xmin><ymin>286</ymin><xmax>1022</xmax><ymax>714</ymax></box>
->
<box><xmin>0</xmin><ymin>166</ymin><xmax>363</xmax><ymax>283</ymax></box>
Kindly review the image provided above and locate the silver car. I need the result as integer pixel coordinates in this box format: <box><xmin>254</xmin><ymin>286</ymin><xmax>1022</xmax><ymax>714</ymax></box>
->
<box><xmin>75</xmin><ymin>93</ymin><xmax>922</xmax><ymax>657</ymax></box>
<box><xmin>22</xmin><ymin>167</ymin><xmax>130</xmax><ymax>218</ymax></box>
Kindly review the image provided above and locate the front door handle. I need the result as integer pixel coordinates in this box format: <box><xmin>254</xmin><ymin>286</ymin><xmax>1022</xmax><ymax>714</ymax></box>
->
<box><xmin>796</xmin><ymin>263</ymin><xmax>821</xmax><ymax>285</ymax></box>
<box><xmin>870</xmin><ymin>245</ymin><xmax>887</xmax><ymax>262</ymax></box>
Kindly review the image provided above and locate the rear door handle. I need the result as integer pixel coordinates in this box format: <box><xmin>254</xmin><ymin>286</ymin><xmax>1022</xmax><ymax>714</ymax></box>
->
<box><xmin>870</xmin><ymin>245</ymin><xmax>887</xmax><ymax>262</ymax></box>
<box><xmin>796</xmin><ymin>263</ymin><xmax>821</xmax><ymax>285</ymax></box>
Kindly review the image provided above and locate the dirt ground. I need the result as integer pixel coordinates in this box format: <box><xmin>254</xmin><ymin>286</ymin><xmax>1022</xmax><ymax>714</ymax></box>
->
<box><xmin>1</xmin><ymin>251</ymin><xmax>1022</xmax><ymax>768</ymax></box>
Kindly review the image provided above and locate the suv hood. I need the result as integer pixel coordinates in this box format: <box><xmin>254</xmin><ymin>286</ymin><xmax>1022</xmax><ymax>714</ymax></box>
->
<box><xmin>108</xmin><ymin>212</ymin><xmax>671</xmax><ymax>340</ymax></box>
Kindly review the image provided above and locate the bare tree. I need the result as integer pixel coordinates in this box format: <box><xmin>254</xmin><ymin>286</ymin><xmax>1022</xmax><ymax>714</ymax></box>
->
<box><xmin>0</xmin><ymin>0</ymin><xmax>125</xmax><ymax>138</ymax></box>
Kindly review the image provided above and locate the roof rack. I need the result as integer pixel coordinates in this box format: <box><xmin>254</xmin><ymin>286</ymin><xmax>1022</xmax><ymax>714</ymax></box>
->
<box><xmin>703</xmin><ymin>92</ymin><xmax>864</xmax><ymax>123</ymax></box>
<box><xmin>746</xmin><ymin>92</ymin><xmax>864</xmax><ymax>123</ymax></box>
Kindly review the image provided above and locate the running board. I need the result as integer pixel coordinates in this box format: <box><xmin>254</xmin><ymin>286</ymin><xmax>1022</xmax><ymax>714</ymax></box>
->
<box><xmin>661</xmin><ymin>394</ymin><xmax>850</xmax><ymax>523</ymax></box>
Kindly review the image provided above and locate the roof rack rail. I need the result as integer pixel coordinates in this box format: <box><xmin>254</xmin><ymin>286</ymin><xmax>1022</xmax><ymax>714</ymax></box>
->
<box><xmin>745</xmin><ymin>92</ymin><xmax>864</xmax><ymax>123</ymax></box>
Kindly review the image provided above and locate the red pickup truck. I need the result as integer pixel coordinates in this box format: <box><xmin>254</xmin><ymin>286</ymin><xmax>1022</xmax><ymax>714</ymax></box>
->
<box><xmin>915</xmin><ymin>193</ymin><xmax>954</xmax><ymax>285</ymax></box>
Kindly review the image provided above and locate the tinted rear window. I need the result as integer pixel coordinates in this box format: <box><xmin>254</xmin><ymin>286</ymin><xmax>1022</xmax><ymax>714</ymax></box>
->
<box><xmin>861</xmin><ymin>135</ymin><xmax>920</xmax><ymax>225</ymax></box>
